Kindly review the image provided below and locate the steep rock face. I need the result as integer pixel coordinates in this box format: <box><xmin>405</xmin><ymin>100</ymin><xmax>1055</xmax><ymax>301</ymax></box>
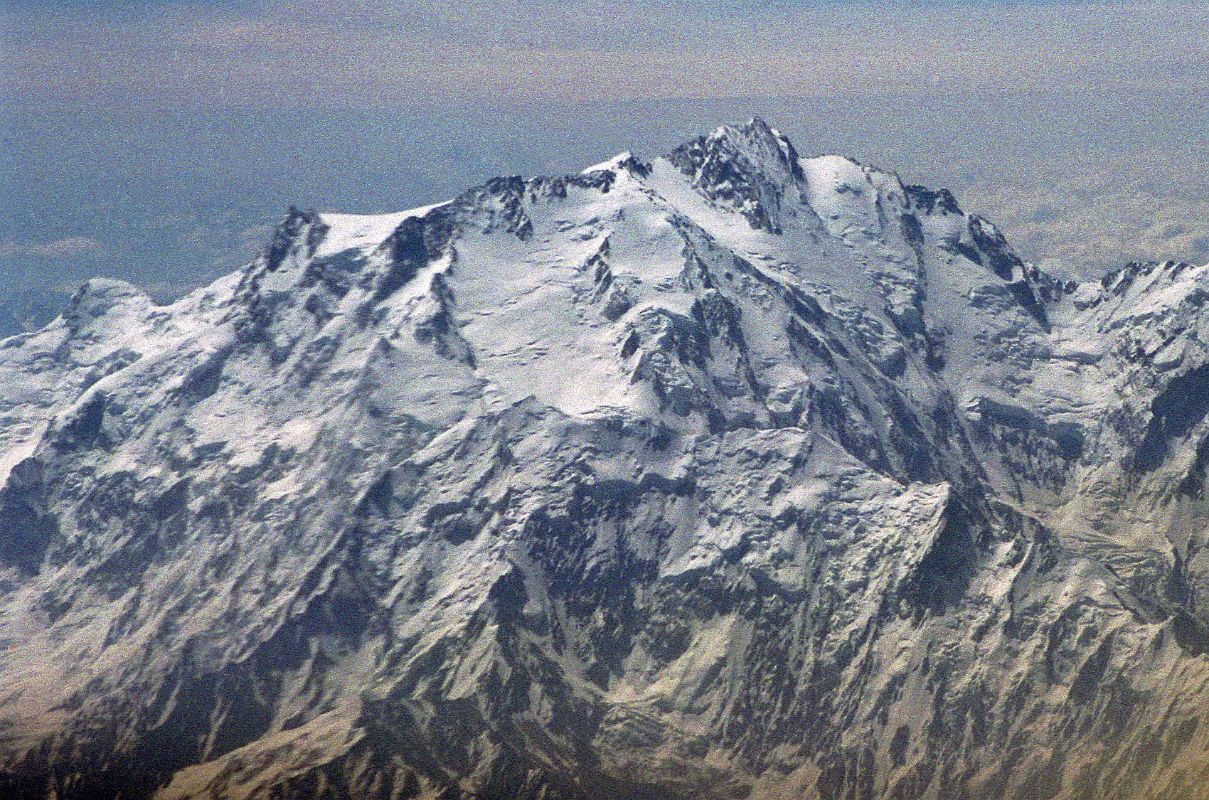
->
<box><xmin>0</xmin><ymin>120</ymin><xmax>1206</xmax><ymax>800</ymax></box>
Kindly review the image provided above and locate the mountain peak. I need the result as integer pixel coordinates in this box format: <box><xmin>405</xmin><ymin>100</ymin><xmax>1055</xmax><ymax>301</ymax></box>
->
<box><xmin>666</xmin><ymin>117</ymin><xmax>805</xmax><ymax>232</ymax></box>
<box><xmin>707</xmin><ymin>115</ymin><xmax>782</xmax><ymax>146</ymax></box>
<box><xmin>690</xmin><ymin>116</ymin><xmax>803</xmax><ymax>180</ymax></box>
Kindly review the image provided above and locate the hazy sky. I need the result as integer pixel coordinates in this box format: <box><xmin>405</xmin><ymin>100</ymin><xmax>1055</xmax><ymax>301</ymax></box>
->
<box><xmin>6</xmin><ymin>1</ymin><xmax>1207</xmax><ymax>107</ymax></box>
<box><xmin>1</xmin><ymin>0</ymin><xmax>1207</xmax><ymax>299</ymax></box>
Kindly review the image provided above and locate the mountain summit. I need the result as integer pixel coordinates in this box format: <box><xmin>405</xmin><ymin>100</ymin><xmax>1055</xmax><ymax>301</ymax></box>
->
<box><xmin>1</xmin><ymin>119</ymin><xmax>1207</xmax><ymax>800</ymax></box>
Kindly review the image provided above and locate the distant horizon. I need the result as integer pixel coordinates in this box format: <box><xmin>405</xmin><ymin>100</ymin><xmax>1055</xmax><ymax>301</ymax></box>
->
<box><xmin>2</xmin><ymin>0</ymin><xmax>1206</xmax><ymax>299</ymax></box>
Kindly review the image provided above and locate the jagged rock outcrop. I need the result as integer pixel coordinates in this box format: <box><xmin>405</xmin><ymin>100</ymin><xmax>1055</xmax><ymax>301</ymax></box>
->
<box><xmin>0</xmin><ymin>120</ymin><xmax>1206</xmax><ymax>800</ymax></box>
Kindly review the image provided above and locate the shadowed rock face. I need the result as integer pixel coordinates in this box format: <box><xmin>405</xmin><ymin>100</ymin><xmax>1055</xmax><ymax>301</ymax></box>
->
<box><xmin>0</xmin><ymin>120</ymin><xmax>1207</xmax><ymax>800</ymax></box>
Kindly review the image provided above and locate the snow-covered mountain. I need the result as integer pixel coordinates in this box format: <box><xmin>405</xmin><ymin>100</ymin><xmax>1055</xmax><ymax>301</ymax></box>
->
<box><xmin>1</xmin><ymin>119</ymin><xmax>1207</xmax><ymax>800</ymax></box>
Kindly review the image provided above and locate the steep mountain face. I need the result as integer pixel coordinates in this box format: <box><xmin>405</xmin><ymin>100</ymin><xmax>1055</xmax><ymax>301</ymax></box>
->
<box><xmin>1</xmin><ymin>119</ymin><xmax>1207</xmax><ymax>800</ymax></box>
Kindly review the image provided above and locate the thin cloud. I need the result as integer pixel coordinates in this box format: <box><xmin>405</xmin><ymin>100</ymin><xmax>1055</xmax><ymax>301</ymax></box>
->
<box><xmin>0</xmin><ymin>237</ymin><xmax>104</xmax><ymax>259</ymax></box>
